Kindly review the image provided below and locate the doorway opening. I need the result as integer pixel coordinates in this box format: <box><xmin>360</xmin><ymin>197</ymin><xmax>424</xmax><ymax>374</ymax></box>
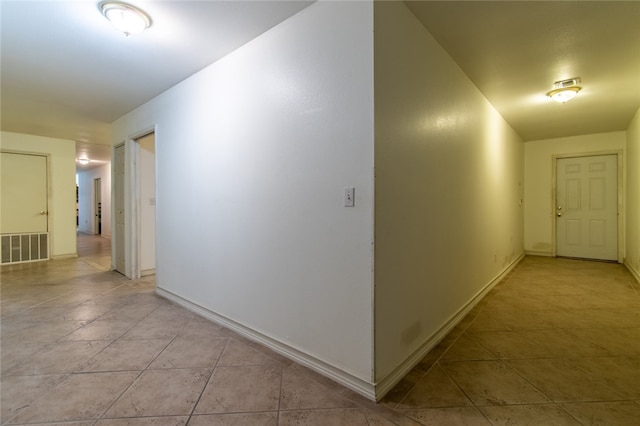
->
<box><xmin>112</xmin><ymin>130</ymin><xmax>157</xmax><ymax>279</ymax></box>
<box><xmin>76</xmin><ymin>160</ymin><xmax>112</xmax><ymax>271</ymax></box>
<box><xmin>136</xmin><ymin>132</ymin><xmax>156</xmax><ymax>277</ymax></box>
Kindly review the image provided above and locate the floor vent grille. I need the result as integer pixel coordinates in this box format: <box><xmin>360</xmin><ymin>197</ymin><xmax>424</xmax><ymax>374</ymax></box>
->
<box><xmin>1</xmin><ymin>233</ymin><xmax>49</xmax><ymax>264</ymax></box>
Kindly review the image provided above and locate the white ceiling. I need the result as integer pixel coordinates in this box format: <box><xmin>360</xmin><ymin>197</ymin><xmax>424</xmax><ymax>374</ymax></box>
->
<box><xmin>0</xmin><ymin>0</ymin><xmax>313</xmax><ymax>168</ymax></box>
<box><xmin>1</xmin><ymin>1</ymin><xmax>639</xmax><ymax>170</ymax></box>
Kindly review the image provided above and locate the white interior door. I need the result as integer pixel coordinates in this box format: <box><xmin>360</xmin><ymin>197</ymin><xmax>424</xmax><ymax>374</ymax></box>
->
<box><xmin>556</xmin><ymin>155</ymin><xmax>618</xmax><ymax>261</ymax></box>
<box><xmin>114</xmin><ymin>144</ymin><xmax>126</xmax><ymax>274</ymax></box>
<box><xmin>1</xmin><ymin>152</ymin><xmax>48</xmax><ymax>233</ymax></box>
<box><xmin>1</xmin><ymin>152</ymin><xmax>49</xmax><ymax>263</ymax></box>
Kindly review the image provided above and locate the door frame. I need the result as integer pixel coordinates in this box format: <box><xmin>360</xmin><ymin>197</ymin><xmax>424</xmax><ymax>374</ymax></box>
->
<box><xmin>551</xmin><ymin>149</ymin><xmax>624</xmax><ymax>263</ymax></box>
<box><xmin>93</xmin><ymin>177</ymin><xmax>101</xmax><ymax>235</ymax></box>
<box><xmin>112</xmin><ymin>126</ymin><xmax>156</xmax><ymax>279</ymax></box>
<box><xmin>132</xmin><ymin>129</ymin><xmax>156</xmax><ymax>279</ymax></box>
<box><xmin>134</xmin><ymin>132</ymin><xmax>156</xmax><ymax>278</ymax></box>
<box><xmin>112</xmin><ymin>143</ymin><xmax>126</xmax><ymax>275</ymax></box>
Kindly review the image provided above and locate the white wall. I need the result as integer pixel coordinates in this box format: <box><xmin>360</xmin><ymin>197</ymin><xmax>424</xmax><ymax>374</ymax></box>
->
<box><xmin>77</xmin><ymin>163</ymin><xmax>112</xmax><ymax>237</ymax></box>
<box><xmin>626</xmin><ymin>109</ymin><xmax>640</xmax><ymax>280</ymax></box>
<box><xmin>0</xmin><ymin>131</ymin><xmax>77</xmax><ymax>258</ymax></box>
<box><xmin>524</xmin><ymin>131</ymin><xmax>626</xmax><ymax>256</ymax></box>
<box><xmin>373</xmin><ymin>2</ymin><xmax>524</xmax><ymax>387</ymax></box>
<box><xmin>112</xmin><ymin>1</ymin><xmax>375</xmax><ymax>395</ymax></box>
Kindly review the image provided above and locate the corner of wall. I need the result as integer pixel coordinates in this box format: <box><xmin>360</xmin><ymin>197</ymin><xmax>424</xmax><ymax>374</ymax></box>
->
<box><xmin>625</xmin><ymin>107</ymin><xmax>640</xmax><ymax>281</ymax></box>
<box><xmin>372</xmin><ymin>0</ymin><xmax>525</xmax><ymax>393</ymax></box>
<box><xmin>113</xmin><ymin>0</ymin><xmax>376</xmax><ymax>394</ymax></box>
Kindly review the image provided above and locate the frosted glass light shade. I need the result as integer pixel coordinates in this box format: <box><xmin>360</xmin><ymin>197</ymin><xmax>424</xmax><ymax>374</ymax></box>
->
<box><xmin>547</xmin><ymin>86</ymin><xmax>581</xmax><ymax>103</ymax></box>
<box><xmin>100</xmin><ymin>2</ymin><xmax>151</xmax><ymax>36</ymax></box>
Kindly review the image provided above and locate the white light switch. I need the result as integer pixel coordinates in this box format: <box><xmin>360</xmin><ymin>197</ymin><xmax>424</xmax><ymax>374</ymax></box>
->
<box><xmin>344</xmin><ymin>187</ymin><xmax>355</xmax><ymax>207</ymax></box>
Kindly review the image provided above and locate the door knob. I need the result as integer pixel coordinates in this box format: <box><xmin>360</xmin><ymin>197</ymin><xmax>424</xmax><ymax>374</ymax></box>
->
<box><xmin>39</xmin><ymin>211</ymin><xmax>47</xmax><ymax>215</ymax></box>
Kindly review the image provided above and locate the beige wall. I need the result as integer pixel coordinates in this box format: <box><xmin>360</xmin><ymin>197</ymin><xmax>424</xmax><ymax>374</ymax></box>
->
<box><xmin>524</xmin><ymin>131</ymin><xmax>626</xmax><ymax>256</ymax></box>
<box><xmin>374</xmin><ymin>1</ymin><xmax>524</xmax><ymax>389</ymax></box>
<box><xmin>626</xmin><ymin>109</ymin><xmax>640</xmax><ymax>280</ymax></box>
<box><xmin>0</xmin><ymin>131</ymin><xmax>77</xmax><ymax>258</ymax></box>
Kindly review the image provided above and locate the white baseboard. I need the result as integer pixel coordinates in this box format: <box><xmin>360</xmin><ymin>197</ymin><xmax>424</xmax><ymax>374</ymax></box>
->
<box><xmin>156</xmin><ymin>253</ymin><xmax>525</xmax><ymax>402</ymax></box>
<box><xmin>625</xmin><ymin>260</ymin><xmax>640</xmax><ymax>285</ymax></box>
<box><xmin>525</xmin><ymin>250</ymin><xmax>553</xmax><ymax>257</ymax></box>
<box><xmin>156</xmin><ymin>287</ymin><xmax>377</xmax><ymax>401</ymax></box>
<box><xmin>52</xmin><ymin>253</ymin><xmax>79</xmax><ymax>260</ymax></box>
<box><xmin>141</xmin><ymin>268</ymin><xmax>156</xmax><ymax>277</ymax></box>
<box><xmin>373</xmin><ymin>252</ymin><xmax>526</xmax><ymax>401</ymax></box>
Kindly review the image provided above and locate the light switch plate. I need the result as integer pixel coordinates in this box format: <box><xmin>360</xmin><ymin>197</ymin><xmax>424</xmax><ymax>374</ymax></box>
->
<box><xmin>344</xmin><ymin>187</ymin><xmax>355</xmax><ymax>207</ymax></box>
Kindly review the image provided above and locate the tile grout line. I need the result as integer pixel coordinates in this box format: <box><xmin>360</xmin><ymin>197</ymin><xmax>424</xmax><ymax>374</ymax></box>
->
<box><xmin>5</xmin><ymin>243</ymin><xmax>640</xmax><ymax>425</ymax></box>
<box><xmin>184</xmin><ymin>332</ymin><xmax>231</xmax><ymax>422</ymax></box>
<box><xmin>80</xmin><ymin>293</ymin><xmax>175</xmax><ymax>423</ymax></box>
<box><xmin>276</xmin><ymin>363</ymin><xmax>285</xmax><ymax>424</ymax></box>
<box><xmin>392</xmin><ymin>262</ymin><xmax>525</xmax><ymax>412</ymax></box>
<box><xmin>98</xmin><ymin>307</ymin><xmax>199</xmax><ymax>421</ymax></box>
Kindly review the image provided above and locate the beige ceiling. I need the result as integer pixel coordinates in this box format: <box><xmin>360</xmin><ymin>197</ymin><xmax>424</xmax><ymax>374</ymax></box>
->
<box><xmin>1</xmin><ymin>1</ymin><xmax>639</xmax><ymax>170</ymax></box>
<box><xmin>408</xmin><ymin>1</ymin><xmax>640</xmax><ymax>141</ymax></box>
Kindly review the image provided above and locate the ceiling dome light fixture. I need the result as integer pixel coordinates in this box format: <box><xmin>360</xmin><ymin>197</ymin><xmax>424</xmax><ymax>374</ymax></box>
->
<box><xmin>77</xmin><ymin>157</ymin><xmax>90</xmax><ymax>165</ymax></box>
<box><xmin>99</xmin><ymin>1</ymin><xmax>151</xmax><ymax>36</ymax></box>
<box><xmin>547</xmin><ymin>77</ymin><xmax>581</xmax><ymax>103</ymax></box>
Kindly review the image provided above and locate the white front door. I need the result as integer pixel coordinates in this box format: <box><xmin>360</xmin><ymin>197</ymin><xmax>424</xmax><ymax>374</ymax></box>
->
<box><xmin>556</xmin><ymin>154</ymin><xmax>618</xmax><ymax>261</ymax></box>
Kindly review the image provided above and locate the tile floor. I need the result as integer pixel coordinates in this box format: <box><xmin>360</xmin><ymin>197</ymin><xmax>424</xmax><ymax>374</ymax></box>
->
<box><xmin>2</xmin><ymin>234</ymin><xmax>640</xmax><ymax>425</ymax></box>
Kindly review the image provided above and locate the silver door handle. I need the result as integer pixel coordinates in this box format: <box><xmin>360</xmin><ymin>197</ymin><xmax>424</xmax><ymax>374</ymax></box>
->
<box><xmin>39</xmin><ymin>211</ymin><xmax>47</xmax><ymax>215</ymax></box>
<box><xmin>557</xmin><ymin>212</ymin><xmax>562</xmax><ymax>217</ymax></box>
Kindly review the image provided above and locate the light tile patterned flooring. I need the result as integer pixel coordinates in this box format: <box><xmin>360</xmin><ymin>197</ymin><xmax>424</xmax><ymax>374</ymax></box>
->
<box><xmin>2</xmin><ymin>234</ymin><xmax>640</xmax><ymax>425</ymax></box>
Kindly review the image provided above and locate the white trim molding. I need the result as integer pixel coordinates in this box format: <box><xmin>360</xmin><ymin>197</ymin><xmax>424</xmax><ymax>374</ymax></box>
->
<box><xmin>141</xmin><ymin>268</ymin><xmax>156</xmax><ymax>277</ymax></box>
<box><xmin>373</xmin><ymin>252</ymin><xmax>525</xmax><ymax>401</ymax></box>
<box><xmin>625</xmin><ymin>261</ymin><xmax>640</xmax><ymax>285</ymax></box>
<box><xmin>52</xmin><ymin>253</ymin><xmax>78</xmax><ymax>260</ymax></box>
<box><xmin>524</xmin><ymin>250</ymin><xmax>553</xmax><ymax>257</ymax></box>
<box><xmin>156</xmin><ymin>287</ymin><xmax>377</xmax><ymax>401</ymax></box>
<box><xmin>157</xmin><ymin>252</ymin><xmax>525</xmax><ymax>402</ymax></box>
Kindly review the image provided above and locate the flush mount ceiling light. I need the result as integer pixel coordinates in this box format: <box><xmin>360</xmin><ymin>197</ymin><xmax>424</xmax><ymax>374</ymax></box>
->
<box><xmin>77</xmin><ymin>157</ymin><xmax>90</xmax><ymax>165</ymax></box>
<box><xmin>99</xmin><ymin>1</ymin><xmax>151</xmax><ymax>36</ymax></box>
<box><xmin>547</xmin><ymin>77</ymin><xmax>581</xmax><ymax>103</ymax></box>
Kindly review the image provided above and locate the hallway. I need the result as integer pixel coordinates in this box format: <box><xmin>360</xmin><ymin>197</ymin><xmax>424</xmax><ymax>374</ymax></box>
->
<box><xmin>77</xmin><ymin>232</ymin><xmax>112</xmax><ymax>272</ymax></box>
<box><xmin>2</xmin><ymin>235</ymin><xmax>640</xmax><ymax>425</ymax></box>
